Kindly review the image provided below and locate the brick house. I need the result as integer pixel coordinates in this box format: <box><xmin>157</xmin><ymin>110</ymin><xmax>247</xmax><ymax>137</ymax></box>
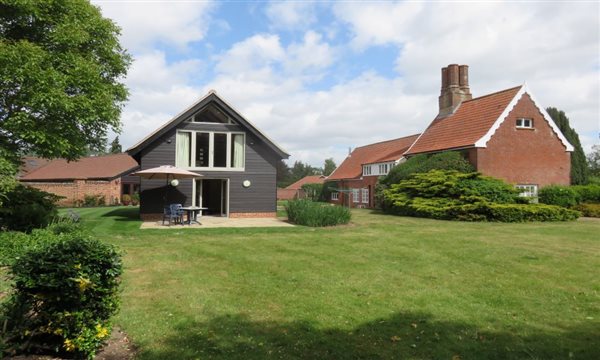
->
<box><xmin>277</xmin><ymin>175</ymin><xmax>327</xmax><ymax>200</ymax></box>
<box><xmin>328</xmin><ymin>64</ymin><xmax>573</xmax><ymax>208</ymax></box>
<box><xmin>327</xmin><ymin>135</ymin><xmax>419</xmax><ymax>208</ymax></box>
<box><xmin>405</xmin><ymin>64</ymin><xmax>573</xmax><ymax>196</ymax></box>
<box><xmin>19</xmin><ymin>153</ymin><xmax>139</xmax><ymax>206</ymax></box>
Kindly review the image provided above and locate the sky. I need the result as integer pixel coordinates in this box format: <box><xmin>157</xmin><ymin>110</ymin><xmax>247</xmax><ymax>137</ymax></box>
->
<box><xmin>94</xmin><ymin>0</ymin><xmax>600</xmax><ymax>167</ymax></box>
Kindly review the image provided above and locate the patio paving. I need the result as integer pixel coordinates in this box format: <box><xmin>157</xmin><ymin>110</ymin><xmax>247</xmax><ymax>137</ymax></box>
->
<box><xmin>140</xmin><ymin>216</ymin><xmax>294</xmax><ymax>229</ymax></box>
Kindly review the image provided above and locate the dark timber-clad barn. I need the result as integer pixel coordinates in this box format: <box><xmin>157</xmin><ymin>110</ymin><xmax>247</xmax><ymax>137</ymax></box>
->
<box><xmin>127</xmin><ymin>90</ymin><xmax>289</xmax><ymax>220</ymax></box>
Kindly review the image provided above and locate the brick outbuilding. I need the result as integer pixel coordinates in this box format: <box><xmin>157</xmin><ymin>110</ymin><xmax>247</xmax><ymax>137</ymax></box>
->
<box><xmin>19</xmin><ymin>154</ymin><xmax>139</xmax><ymax>206</ymax></box>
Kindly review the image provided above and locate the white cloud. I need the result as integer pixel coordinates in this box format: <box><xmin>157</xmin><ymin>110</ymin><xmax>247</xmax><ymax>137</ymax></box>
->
<box><xmin>265</xmin><ymin>1</ymin><xmax>317</xmax><ymax>30</ymax></box>
<box><xmin>94</xmin><ymin>1</ymin><xmax>215</xmax><ymax>51</ymax></box>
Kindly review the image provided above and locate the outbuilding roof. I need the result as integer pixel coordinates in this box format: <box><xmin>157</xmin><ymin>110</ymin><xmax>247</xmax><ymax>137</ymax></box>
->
<box><xmin>285</xmin><ymin>175</ymin><xmax>326</xmax><ymax>190</ymax></box>
<box><xmin>20</xmin><ymin>153</ymin><xmax>139</xmax><ymax>181</ymax></box>
<box><xmin>328</xmin><ymin>134</ymin><xmax>420</xmax><ymax>181</ymax></box>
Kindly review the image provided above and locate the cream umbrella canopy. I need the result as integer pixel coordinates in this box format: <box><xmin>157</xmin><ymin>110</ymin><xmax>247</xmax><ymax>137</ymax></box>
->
<box><xmin>133</xmin><ymin>165</ymin><xmax>202</xmax><ymax>206</ymax></box>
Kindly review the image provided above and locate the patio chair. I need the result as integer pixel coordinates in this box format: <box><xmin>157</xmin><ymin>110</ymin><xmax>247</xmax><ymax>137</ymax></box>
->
<box><xmin>162</xmin><ymin>204</ymin><xmax>183</xmax><ymax>226</ymax></box>
<box><xmin>169</xmin><ymin>204</ymin><xmax>185</xmax><ymax>225</ymax></box>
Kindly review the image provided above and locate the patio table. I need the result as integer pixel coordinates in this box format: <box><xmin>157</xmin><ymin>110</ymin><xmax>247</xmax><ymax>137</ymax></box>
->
<box><xmin>181</xmin><ymin>206</ymin><xmax>208</xmax><ymax>225</ymax></box>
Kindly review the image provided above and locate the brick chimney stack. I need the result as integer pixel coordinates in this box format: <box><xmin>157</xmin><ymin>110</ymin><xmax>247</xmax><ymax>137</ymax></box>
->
<box><xmin>438</xmin><ymin>64</ymin><xmax>472</xmax><ymax>116</ymax></box>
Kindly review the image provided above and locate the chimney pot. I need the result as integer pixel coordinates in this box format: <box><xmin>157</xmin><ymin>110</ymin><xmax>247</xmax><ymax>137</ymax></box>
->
<box><xmin>438</xmin><ymin>64</ymin><xmax>472</xmax><ymax>116</ymax></box>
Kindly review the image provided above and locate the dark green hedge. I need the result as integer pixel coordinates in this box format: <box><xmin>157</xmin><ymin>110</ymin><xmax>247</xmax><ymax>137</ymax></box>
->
<box><xmin>383</xmin><ymin>170</ymin><xmax>579</xmax><ymax>222</ymax></box>
<box><xmin>380</xmin><ymin>151</ymin><xmax>474</xmax><ymax>186</ymax></box>
<box><xmin>285</xmin><ymin>199</ymin><xmax>351</xmax><ymax>227</ymax></box>
<box><xmin>0</xmin><ymin>184</ymin><xmax>61</xmax><ymax>232</ymax></box>
<box><xmin>538</xmin><ymin>185</ymin><xmax>579</xmax><ymax>208</ymax></box>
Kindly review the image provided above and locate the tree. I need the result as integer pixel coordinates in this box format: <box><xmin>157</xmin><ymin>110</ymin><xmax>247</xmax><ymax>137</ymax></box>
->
<box><xmin>588</xmin><ymin>145</ymin><xmax>600</xmax><ymax>177</ymax></box>
<box><xmin>290</xmin><ymin>161</ymin><xmax>317</xmax><ymax>182</ymax></box>
<box><xmin>323</xmin><ymin>158</ymin><xmax>337</xmax><ymax>176</ymax></box>
<box><xmin>276</xmin><ymin>160</ymin><xmax>292</xmax><ymax>188</ymax></box>
<box><xmin>546</xmin><ymin>107</ymin><xmax>588</xmax><ymax>184</ymax></box>
<box><xmin>109</xmin><ymin>136</ymin><xmax>122</xmax><ymax>154</ymax></box>
<box><xmin>0</xmin><ymin>0</ymin><xmax>130</xmax><ymax>166</ymax></box>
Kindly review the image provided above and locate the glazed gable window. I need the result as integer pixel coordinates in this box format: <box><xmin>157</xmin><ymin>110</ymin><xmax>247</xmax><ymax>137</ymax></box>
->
<box><xmin>176</xmin><ymin>131</ymin><xmax>245</xmax><ymax>170</ymax></box>
<box><xmin>516</xmin><ymin>118</ymin><xmax>533</xmax><ymax>129</ymax></box>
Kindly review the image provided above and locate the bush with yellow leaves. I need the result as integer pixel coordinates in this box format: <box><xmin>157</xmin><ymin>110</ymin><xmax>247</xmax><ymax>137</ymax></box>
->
<box><xmin>0</xmin><ymin>234</ymin><xmax>122</xmax><ymax>359</ymax></box>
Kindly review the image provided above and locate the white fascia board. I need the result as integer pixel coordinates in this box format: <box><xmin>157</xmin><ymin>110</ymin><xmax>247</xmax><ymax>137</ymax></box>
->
<box><xmin>474</xmin><ymin>83</ymin><xmax>574</xmax><ymax>152</ymax></box>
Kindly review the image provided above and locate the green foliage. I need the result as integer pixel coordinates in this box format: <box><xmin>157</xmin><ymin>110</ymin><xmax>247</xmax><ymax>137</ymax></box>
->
<box><xmin>285</xmin><ymin>199</ymin><xmax>351</xmax><ymax>227</ymax></box>
<box><xmin>546</xmin><ymin>107</ymin><xmax>588</xmax><ymax>184</ymax></box>
<box><xmin>323</xmin><ymin>158</ymin><xmax>337</xmax><ymax>176</ymax></box>
<box><xmin>0</xmin><ymin>156</ymin><xmax>17</xmax><ymax>206</ymax></box>
<box><xmin>1</xmin><ymin>235</ymin><xmax>122</xmax><ymax>359</ymax></box>
<box><xmin>571</xmin><ymin>184</ymin><xmax>600</xmax><ymax>204</ymax></box>
<box><xmin>131</xmin><ymin>193</ymin><xmax>139</xmax><ymax>206</ymax></box>
<box><xmin>573</xmin><ymin>203</ymin><xmax>600</xmax><ymax>218</ymax></box>
<box><xmin>109</xmin><ymin>136</ymin><xmax>122</xmax><ymax>154</ymax></box>
<box><xmin>0</xmin><ymin>184</ymin><xmax>60</xmax><ymax>232</ymax></box>
<box><xmin>83</xmin><ymin>194</ymin><xmax>105</xmax><ymax>207</ymax></box>
<box><xmin>538</xmin><ymin>185</ymin><xmax>580</xmax><ymax>208</ymax></box>
<box><xmin>587</xmin><ymin>145</ymin><xmax>600</xmax><ymax>177</ymax></box>
<box><xmin>382</xmin><ymin>170</ymin><xmax>578</xmax><ymax>222</ymax></box>
<box><xmin>381</xmin><ymin>151</ymin><xmax>474</xmax><ymax>186</ymax></box>
<box><xmin>301</xmin><ymin>183</ymin><xmax>324</xmax><ymax>201</ymax></box>
<box><xmin>0</xmin><ymin>0</ymin><xmax>130</xmax><ymax>165</ymax></box>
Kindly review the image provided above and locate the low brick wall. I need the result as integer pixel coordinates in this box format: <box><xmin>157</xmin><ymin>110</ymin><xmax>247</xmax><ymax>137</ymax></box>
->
<box><xmin>22</xmin><ymin>179</ymin><xmax>122</xmax><ymax>206</ymax></box>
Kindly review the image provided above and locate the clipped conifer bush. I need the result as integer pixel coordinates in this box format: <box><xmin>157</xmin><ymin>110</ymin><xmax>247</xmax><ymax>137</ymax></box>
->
<box><xmin>1</xmin><ymin>235</ymin><xmax>123</xmax><ymax>359</ymax></box>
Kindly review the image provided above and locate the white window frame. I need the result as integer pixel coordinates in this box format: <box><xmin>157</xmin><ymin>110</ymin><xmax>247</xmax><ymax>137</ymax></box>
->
<box><xmin>331</xmin><ymin>192</ymin><xmax>339</xmax><ymax>200</ymax></box>
<box><xmin>516</xmin><ymin>118</ymin><xmax>533</xmax><ymax>129</ymax></box>
<box><xmin>516</xmin><ymin>184</ymin><xmax>538</xmax><ymax>197</ymax></box>
<box><xmin>176</xmin><ymin>130</ymin><xmax>245</xmax><ymax>171</ymax></box>
<box><xmin>361</xmin><ymin>188</ymin><xmax>369</xmax><ymax>204</ymax></box>
<box><xmin>352</xmin><ymin>188</ymin><xmax>360</xmax><ymax>203</ymax></box>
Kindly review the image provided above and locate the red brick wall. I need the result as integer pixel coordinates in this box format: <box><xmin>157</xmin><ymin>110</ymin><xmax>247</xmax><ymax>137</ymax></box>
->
<box><xmin>475</xmin><ymin>94</ymin><xmax>571</xmax><ymax>186</ymax></box>
<box><xmin>328</xmin><ymin>176</ymin><xmax>379</xmax><ymax>208</ymax></box>
<box><xmin>277</xmin><ymin>188</ymin><xmax>301</xmax><ymax>200</ymax></box>
<box><xmin>23</xmin><ymin>178</ymin><xmax>122</xmax><ymax>206</ymax></box>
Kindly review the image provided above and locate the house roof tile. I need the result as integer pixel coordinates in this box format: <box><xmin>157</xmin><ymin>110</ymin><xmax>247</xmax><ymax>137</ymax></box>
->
<box><xmin>20</xmin><ymin>153</ymin><xmax>139</xmax><ymax>181</ymax></box>
<box><xmin>328</xmin><ymin>134</ymin><xmax>420</xmax><ymax>181</ymax></box>
<box><xmin>405</xmin><ymin>86</ymin><xmax>522</xmax><ymax>155</ymax></box>
<box><xmin>285</xmin><ymin>175</ymin><xmax>326</xmax><ymax>190</ymax></box>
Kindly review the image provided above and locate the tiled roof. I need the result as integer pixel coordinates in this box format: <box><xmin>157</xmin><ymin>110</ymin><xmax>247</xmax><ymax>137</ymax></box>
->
<box><xmin>328</xmin><ymin>134</ymin><xmax>420</xmax><ymax>181</ymax></box>
<box><xmin>20</xmin><ymin>153</ymin><xmax>139</xmax><ymax>181</ymax></box>
<box><xmin>17</xmin><ymin>157</ymin><xmax>51</xmax><ymax>179</ymax></box>
<box><xmin>405</xmin><ymin>86</ymin><xmax>522</xmax><ymax>155</ymax></box>
<box><xmin>285</xmin><ymin>175</ymin><xmax>326</xmax><ymax>190</ymax></box>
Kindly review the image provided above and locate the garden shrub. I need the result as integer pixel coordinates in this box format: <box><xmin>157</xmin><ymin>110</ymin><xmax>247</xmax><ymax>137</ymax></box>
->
<box><xmin>285</xmin><ymin>199</ymin><xmax>351</xmax><ymax>227</ymax></box>
<box><xmin>571</xmin><ymin>184</ymin><xmax>600</xmax><ymax>203</ymax></box>
<box><xmin>538</xmin><ymin>185</ymin><xmax>579</xmax><ymax>208</ymax></box>
<box><xmin>380</xmin><ymin>151</ymin><xmax>474</xmax><ymax>186</ymax></box>
<box><xmin>121</xmin><ymin>194</ymin><xmax>131</xmax><ymax>205</ymax></box>
<box><xmin>1</xmin><ymin>235</ymin><xmax>122</xmax><ymax>359</ymax></box>
<box><xmin>573</xmin><ymin>203</ymin><xmax>600</xmax><ymax>218</ymax></box>
<box><xmin>301</xmin><ymin>183</ymin><xmax>324</xmax><ymax>201</ymax></box>
<box><xmin>382</xmin><ymin>170</ymin><xmax>579</xmax><ymax>222</ymax></box>
<box><xmin>0</xmin><ymin>184</ymin><xmax>60</xmax><ymax>232</ymax></box>
<box><xmin>131</xmin><ymin>193</ymin><xmax>140</xmax><ymax>205</ymax></box>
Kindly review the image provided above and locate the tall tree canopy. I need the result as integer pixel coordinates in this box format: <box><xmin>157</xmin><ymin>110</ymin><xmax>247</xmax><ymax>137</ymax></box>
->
<box><xmin>546</xmin><ymin>107</ymin><xmax>588</xmax><ymax>184</ymax></box>
<box><xmin>587</xmin><ymin>145</ymin><xmax>600</xmax><ymax>178</ymax></box>
<box><xmin>0</xmin><ymin>0</ymin><xmax>130</xmax><ymax>167</ymax></box>
<box><xmin>323</xmin><ymin>158</ymin><xmax>337</xmax><ymax>176</ymax></box>
<box><xmin>109</xmin><ymin>136</ymin><xmax>122</xmax><ymax>154</ymax></box>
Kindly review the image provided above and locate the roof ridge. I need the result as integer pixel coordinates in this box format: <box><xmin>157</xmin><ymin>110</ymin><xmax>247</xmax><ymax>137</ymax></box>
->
<box><xmin>463</xmin><ymin>85</ymin><xmax>522</xmax><ymax>103</ymax></box>
<box><xmin>354</xmin><ymin>133</ymin><xmax>420</xmax><ymax>150</ymax></box>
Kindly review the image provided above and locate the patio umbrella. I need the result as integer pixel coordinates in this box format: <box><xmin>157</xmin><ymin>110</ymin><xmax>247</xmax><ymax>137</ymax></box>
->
<box><xmin>133</xmin><ymin>165</ymin><xmax>202</xmax><ymax>205</ymax></box>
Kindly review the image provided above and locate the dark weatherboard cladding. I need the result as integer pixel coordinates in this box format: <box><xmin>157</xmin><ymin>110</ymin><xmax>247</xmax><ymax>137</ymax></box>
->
<box><xmin>127</xmin><ymin>91</ymin><xmax>289</xmax><ymax>217</ymax></box>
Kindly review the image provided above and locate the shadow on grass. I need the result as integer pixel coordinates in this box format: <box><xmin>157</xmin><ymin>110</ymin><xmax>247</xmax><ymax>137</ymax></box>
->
<box><xmin>101</xmin><ymin>207</ymin><xmax>140</xmax><ymax>222</ymax></box>
<box><xmin>138</xmin><ymin>312</ymin><xmax>599</xmax><ymax>360</ymax></box>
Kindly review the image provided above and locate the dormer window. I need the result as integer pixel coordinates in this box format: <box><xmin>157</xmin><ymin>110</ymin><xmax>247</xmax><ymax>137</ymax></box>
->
<box><xmin>516</xmin><ymin>118</ymin><xmax>533</xmax><ymax>129</ymax></box>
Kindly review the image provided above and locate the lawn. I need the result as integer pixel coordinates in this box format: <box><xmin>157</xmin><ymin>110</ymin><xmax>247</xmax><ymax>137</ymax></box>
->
<box><xmin>71</xmin><ymin>207</ymin><xmax>599</xmax><ymax>359</ymax></box>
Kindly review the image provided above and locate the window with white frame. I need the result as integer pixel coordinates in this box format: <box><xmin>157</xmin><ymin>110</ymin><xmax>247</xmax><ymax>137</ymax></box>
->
<box><xmin>516</xmin><ymin>118</ymin><xmax>533</xmax><ymax>129</ymax></box>
<box><xmin>363</xmin><ymin>165</ymin><xmax>372</xmax><ymax>176</ymax></box>
<box><xmin>361</xmin><ymin>188</ymin><xmax>369</xmax><ymax>204</ymax></box>
<box><xmin>352</xmin><ymin>188</ymin><xmax>360</xmax><ymax>203</ymax></box>
<box><xmin>331</xmin><ymin>192</ymin><xmax>339</xmax><ymax>200</ymax></box>
<box><xmin>176</xmin><ymin>131</ymin><xmax>245</xmax><ymax>170</ymax></box>
<box><xmin>516</xmin><ymin>184</ymin><xmax>538</xmax><ymax>197</ymax></box>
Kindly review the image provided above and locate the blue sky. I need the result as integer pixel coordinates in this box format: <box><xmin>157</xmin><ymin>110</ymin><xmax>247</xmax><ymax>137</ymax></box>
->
<box><xmin>95</xmin><ymin>1</ymin><xmax>599</xmax><ymax>167</ymax></box>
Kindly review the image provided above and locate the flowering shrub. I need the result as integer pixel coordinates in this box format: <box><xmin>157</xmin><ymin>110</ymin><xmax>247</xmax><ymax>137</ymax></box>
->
<box><xmin>286</xmin><ymin>199</ymin><xmax>351</xmax><ymax>226</ymax></box>
<box><xmin>1</xmin><ymin>234</ymin><xmax>122</xmax><ymax>359</ymax></box>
